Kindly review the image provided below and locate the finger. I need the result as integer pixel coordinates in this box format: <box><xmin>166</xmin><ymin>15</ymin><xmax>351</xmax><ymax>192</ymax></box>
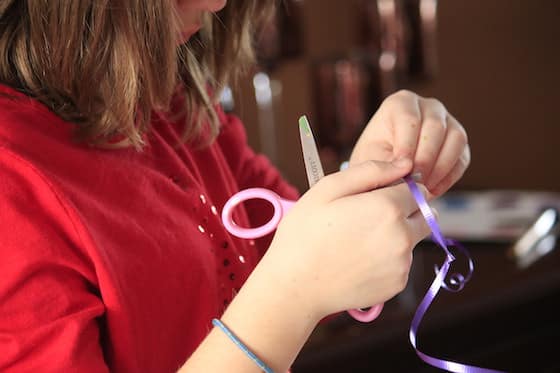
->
<box><xmin>425</xmin><ymin>114</ymin><xmax>468</xmax><ymax>191</ymax></box>
<box><xmin>406</xmin><ymin>209</ymin><xmax>432</xmax><ymax>243</ymax></box>
<box><xmin>346</xmin><ymin>181</ymin><xmax>430</xmax><ymax>219</ymax></box>
<box><xmin>377</xmin><ymin>181</ymin><xmax>432</xmax><ymax>218</ymax></box>
<box><xmin>414</xmin><ymin>97</ymin><xmax>448</xmax><ymax>181</ymax></box>
<box><xmin>379</xmin><ymin>90</ymin><xmax>422</xmax><ymax>161</ymax></box>
<box><xmin>313</xmin><ymin>159</ymin><xmax>413</xmax><ymax>202</ymax></box>
<box><xmin>429</xmin><ymin>145</ymin><xmax>471</xmax><ymax>196</ymax></box>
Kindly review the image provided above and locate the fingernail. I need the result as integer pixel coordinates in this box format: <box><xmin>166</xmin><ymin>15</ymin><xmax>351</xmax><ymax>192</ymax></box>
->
<box><xmin>410</xmin><ymin>171</ymin><xmax>423</xmax><ymax>181</ymax></box>
<box><xmin>392</xmin><ymin>157</ymin><xmax>411</xmax><ymax>168</ymax></box>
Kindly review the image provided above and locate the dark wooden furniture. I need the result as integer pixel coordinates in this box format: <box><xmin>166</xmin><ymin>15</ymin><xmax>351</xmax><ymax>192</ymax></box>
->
<box><xmin>293</xmin><ymin>240</ymin><xmax>560</xmax><ymax>372</ymax></box>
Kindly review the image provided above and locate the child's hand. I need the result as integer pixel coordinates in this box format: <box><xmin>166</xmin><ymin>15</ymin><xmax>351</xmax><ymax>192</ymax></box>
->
<box><xmin>349</xmin><ymin>90</ymin><xmax>470</xmax><ymax>196</ymax></box>
<box><xmin>261</xmin><ymin>159</ymin><xmax>430</xmax><ymax>319</ymax></box>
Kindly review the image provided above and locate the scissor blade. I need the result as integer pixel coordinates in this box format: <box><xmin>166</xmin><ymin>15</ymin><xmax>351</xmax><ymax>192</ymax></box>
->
<box><xmin>299</xmin><ymin>116</ymin><xmax>325</xmax><ymax>188</ymax></box>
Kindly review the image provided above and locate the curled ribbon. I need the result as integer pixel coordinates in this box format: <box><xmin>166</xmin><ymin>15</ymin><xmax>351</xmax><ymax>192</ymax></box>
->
<box><xmin>403</xmin><ymin>176</ymin><xmax>506</xmax><ymax>373</ymax></box>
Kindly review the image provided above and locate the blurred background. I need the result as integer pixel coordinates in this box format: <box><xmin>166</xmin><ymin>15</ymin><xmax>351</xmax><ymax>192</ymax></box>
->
<box><xmin>224</xmin><ymin>1</ymin><xmax>560</xmax><ymax>372</ymax></box>
<box><xmin>226</xmin><ymin>0</ymin><xmax>560</xmax><ymax>193</ymax></box>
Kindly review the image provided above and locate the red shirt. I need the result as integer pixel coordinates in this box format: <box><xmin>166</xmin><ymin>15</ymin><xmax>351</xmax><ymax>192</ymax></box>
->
<box><xmin>0</xmin><ymin>85</ymin><xmax>299</xmax><ymax>372</ymax></box>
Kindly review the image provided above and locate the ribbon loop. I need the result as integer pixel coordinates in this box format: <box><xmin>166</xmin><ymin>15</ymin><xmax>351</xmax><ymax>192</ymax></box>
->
<box><xmin>434</xmin><ymin>240</ymin><xmax>474</xmax><ymax>293</ymax></box>
<box><xmin>403</xmin><ymin>176</ymin><xmax>505</xmax><ymax>373</ymax></box>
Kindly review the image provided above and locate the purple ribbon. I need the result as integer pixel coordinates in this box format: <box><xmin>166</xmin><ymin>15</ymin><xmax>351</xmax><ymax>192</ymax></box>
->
<box><xmin>404</xmin><ymin>176</ymin><xmax>506</xmax><ymax>373</ymax></box>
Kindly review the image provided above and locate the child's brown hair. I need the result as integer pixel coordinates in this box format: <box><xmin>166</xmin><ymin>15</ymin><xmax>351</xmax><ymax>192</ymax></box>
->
<box><xmin>0</xmin><ymin>0</ymin><xmax>273</xmax><ymax>148</ymax></box>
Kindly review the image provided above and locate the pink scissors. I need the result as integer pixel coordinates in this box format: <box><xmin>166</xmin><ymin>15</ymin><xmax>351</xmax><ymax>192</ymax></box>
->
<box><xmin>221</xmin><ymin>188</ymin><xmax>295</xmax><ymax>239</ymax></box>
<box><xmin>222</xmin><ymin>116</ymin><xmax>383</xmax><ymax>322</ymax></box>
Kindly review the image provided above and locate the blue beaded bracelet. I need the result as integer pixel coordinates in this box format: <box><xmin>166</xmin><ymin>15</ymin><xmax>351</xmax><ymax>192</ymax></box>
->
<box><xmin>212</xmin><ymin>318</ymin><xmax>274</xmax><ymax>373</ymax></box>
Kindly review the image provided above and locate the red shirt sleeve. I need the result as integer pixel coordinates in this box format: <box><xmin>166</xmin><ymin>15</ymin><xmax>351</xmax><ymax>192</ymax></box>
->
<box><xmin>0</xmin><ymin>147</ymin><xmax>109</xmax><ymax>372</ymax></box>
<box><xmin>216</xmin><ymin>109</ymin><xmax>300</xmax><ymax>253</ymax></box>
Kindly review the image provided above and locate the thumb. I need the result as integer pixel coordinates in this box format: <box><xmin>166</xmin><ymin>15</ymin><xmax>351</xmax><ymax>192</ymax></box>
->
<box><xmin>314</xmin><ymin>159</ymin><xmax>412</xmax><ymax>201</ymax></box>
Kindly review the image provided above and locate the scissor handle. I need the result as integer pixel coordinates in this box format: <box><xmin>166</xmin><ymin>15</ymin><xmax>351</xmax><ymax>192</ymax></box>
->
<box><xmin>222</xmin><ymin>188</ymin><xmax>296</xmax><ymax>239</ymax></box>
<box><xmin>223</xmin><ymin>188</ymin><xmax>384</xmax><ymax>322</ymax></box>
<box><xmin>347</xmin><ymin>303</ymin><xmax>384</xmax><ymax>323</ymax></box>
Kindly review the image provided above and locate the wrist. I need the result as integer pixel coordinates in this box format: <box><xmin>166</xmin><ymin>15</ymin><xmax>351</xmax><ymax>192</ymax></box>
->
<box><xmin>220</xmin><ymin>253</ymin><xmax>320</xmax><ymax>372</ymax></box>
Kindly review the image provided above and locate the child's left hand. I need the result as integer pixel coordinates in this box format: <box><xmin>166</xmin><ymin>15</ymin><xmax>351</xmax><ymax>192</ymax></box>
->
<box><xmin>349</xmin><ymin>90</ymin><xmax>470</xmax><ymax>197</ymax></box>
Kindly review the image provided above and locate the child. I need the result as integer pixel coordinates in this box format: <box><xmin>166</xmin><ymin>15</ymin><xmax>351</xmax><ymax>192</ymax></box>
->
<box><xmin>0</xmin><ymin>1</ymin><xmax>470</xmax><ymax>372</ymax></box>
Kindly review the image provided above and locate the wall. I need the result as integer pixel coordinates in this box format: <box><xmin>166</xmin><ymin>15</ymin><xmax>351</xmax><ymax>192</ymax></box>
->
<box><xmin>231</xmin><ymin>0</ymin><xmax>560</xmax><ymax>193</ymax></box>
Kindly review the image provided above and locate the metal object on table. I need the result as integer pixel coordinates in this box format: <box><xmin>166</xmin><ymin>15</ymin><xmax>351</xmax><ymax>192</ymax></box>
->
<box><xmin>508</xmin><ymin>207</ymin><xmax>559</xmax><ymax>268</ymax></box>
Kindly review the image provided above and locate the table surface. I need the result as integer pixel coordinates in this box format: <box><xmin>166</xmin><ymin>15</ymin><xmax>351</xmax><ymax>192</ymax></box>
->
<box><xmin>292</xmin><ymin>240</ymin><xmax>560</xmax><ymax>373</ymax></box>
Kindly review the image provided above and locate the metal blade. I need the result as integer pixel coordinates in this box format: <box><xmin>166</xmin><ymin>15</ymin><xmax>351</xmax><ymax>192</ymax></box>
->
<box><xmin>299</xmin><ymin>116</ymin><xmax>325</xmax><ymax>188</ymax></box>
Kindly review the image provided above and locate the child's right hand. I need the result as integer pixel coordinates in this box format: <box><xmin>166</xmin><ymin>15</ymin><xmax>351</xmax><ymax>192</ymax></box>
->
<box><xmin>261</xmin><ymin>159</ymin><xmax>431</xmax><ymax>320</ymax></box>
<box><xmin>191</xmin><ymin>159</ymin><xmax>432</xmax><ymax>373</ymax></box>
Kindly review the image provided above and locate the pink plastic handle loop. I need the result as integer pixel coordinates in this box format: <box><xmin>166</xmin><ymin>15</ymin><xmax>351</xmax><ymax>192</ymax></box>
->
<box><xmin>224</xmin><ymin>188</ymin><xmax>383</xmax><ymax>322</ymax></box>
<box><xmin>222</xmin><ymin>188</ymin><xmax>295</xmax><ymax>239</ymax></box>
<box><xmin>347</xmin><ymin>303</ymin><xmax>384</xmax><ymax>322</ymax></box>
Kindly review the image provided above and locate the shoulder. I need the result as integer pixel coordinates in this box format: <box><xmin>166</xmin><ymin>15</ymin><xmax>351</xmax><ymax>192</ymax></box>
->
<box><xmin>0</xmin><ymin>85</ymin><xmax>97</xmax><ymax>190</ymax></box>
<box><xmin>0</xmin><ymin>88</ymin><xmax>99</xmax><ymax>267</ymax></box>
<box><xmin>0</xmin><ymin>145</ymin><xmax>106</xmax><ymax>372</ymax></box>
<box><xmin>0</xmin><ymin>84</ymin><xmax>74</xmax><ymax>150</ymax></box>
<box><xmin>0</xmin><ymin>145</ymin><xmax>90</xmax><ymax>256</ymax></box>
